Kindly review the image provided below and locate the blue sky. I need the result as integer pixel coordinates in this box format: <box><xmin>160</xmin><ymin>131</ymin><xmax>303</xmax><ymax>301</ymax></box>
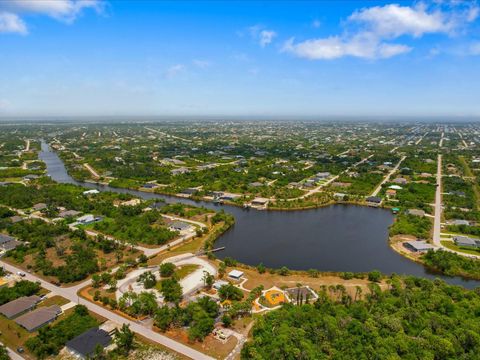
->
<box><xmin>0</xmin><ymin>0</ymin><xmax>479</xmax><ymax>117</ymax></box>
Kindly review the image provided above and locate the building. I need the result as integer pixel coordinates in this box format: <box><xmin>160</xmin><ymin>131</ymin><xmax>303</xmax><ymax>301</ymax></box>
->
<box><xmin>213</xmin><ymin>327</ymin><xmax>235</xmax><ymax>343</ymax></box>
<box><xmin>0</xmin><ymin>234</ymin><xmax>21</xmax><ymax>252</ymax></box>
<box><xmin>403</xmin><ymin>240</ymin><xmax>435</xmax><ymax>253</ymax></box>
<box><xmin>76</xmin><ymin>214</ymin><xmax>102</xmax><ymax>225</ymax></box>
<box><xmin>9</xmin><ymin>216</ymin><xmax>24</xmax><ymax>224</ymax></box>
<box><xmin>449</xmin><ymin>219</ymin><xmax>471</xmax><ymax>226</ymax></box>
<box><xmin>392</xmin><ymin>178</ymin><xmax>408</xmax><ymax>185</ymax></box>
<box><xmin>407</xmin><ymin>209</ymin><xmax>426</xmax><ymax>217</ymax></box>
<box><xmin>386</xmin><ymin>189</ymin><xmax>397</xmax><ymax>198</ymax></box>
<box><xmin>58</xmin><ymin>210</ymin><xmax>81</xmax><ymax>218</ymax></box>
<box><xmin>228</xmin><ymin>270</ymin><xmax>244</xmax><ymax>280</ymax></box>
<box><xmin>32</xmin><ymin>203</ymin><xmax>47</xmax><ymax>211</ymax></box>
<box><xmin>168</xmin><ymin>221</ymin><xmax>193</xmax><ymax>233</ymax></box>
<box><xmin>366</xmin><ymin>196</ymin><xmax>382</xmax><ymax>207</ymax></box>
<box><xmin>454</xmin><ymin>236</ymin><xmax>479</xmax><ymax>248</ymax></box>
<box><xmin>0</xmin><ymin>295</ymin><xmax>41</xmax><ymax>319</ymax></box>
<box><xmin>213</xmin><ymin>280</ymin><xmax>229</xmax><ymax>290</ymax></box>
<box><xmin>285</xmin><ymin>286</ymin><xmax>319</xmax><ymax>303</ymax></box>
<box><xmin>83</xmin><ymin>189</ymin><xmax>100</xmax><ymax>195</ymax></box>
<box><xmin>15</xmin><ymin>305</ymin><xmax>62</xmax><ymax>332</ymax></box>
<box><xmin>250</xmin><ymin>197</ymin><xmax>269</xmax><ymax>209</ymax></box>
<box><xmin>66</xmin><ymin>327</ymin><xmax>112</xmax><ymax>359</ymax></box>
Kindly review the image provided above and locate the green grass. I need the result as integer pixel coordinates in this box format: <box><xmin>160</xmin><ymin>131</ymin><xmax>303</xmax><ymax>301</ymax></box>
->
<box><xmin>175</xmin><ymin>264</ymin><xmax>200</xmax><ymax>280</ymax></box>
<box><xmin>441</xmin><ymin>240</ymin><xmax>480</xmax><ymax>255</ymax></box>
<box><xmin>40</xmin><ymin>295</ymin><xmax>70</xmax><ymax>307</ymax></box>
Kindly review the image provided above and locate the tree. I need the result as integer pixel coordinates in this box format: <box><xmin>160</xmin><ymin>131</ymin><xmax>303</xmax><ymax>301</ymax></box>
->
<box><xmin>202</xmin><ymin>271</ymin><xmax>214</xmax><ymax>289</ymax></box>
<box><xmin>256</xmin><ymin>263</ymin><xmax>266</xmax><ymax>274</ymax></box>
<box><xmin>137</xmin><ymin>254</ymin><xmax>148</xmax><ymax>264</ymax></box>
<box><xmin>159</xmin><ymin>262</ymin><xmax>176</xmax><ymax>277</ymax></box>
<box><xmin>154</xmin><ymin>305</ymin><xmax>173</xmax><ymax>331</ymax></box>
<box><xmin>278</xmin><ymin>266</ymin><xmax>290</xmax><ymax>276</ymax></box>
<box><xmin>114</xmin><ymin>324</ymin><xmax>134</xmax><ymax>355</ymax></box>
<box><xmin>222</xmin><ymin>314</ymin><xmax>232</xmax><ymax>327</ymax></box>
<box><xmin>0</xmin><ymin>345</ymin><xmax>9</xmax><ymax>360</ymax></box>
<box><xmin>160</xmin><ymin>278</ymin><xmax>183</xmax><ymax>303</ymax></box>
<box><xmin>218</xmin><ymin>262</ymin><xmax>226</xmax><ymax>278</ymax></box>
<box><xmin>368</xmin><ymin>270</ymin><xmax>382</xmax><ymax>283</ymax></box>
<box><xmin>138</xmin><ymin>271</ymin><xmax>156</xmax><ymax>289</ymax></box>
<box><xmin>218</xmin><ymin>283</ymin><xmax>243</xmax><ymax>301</ymax></box>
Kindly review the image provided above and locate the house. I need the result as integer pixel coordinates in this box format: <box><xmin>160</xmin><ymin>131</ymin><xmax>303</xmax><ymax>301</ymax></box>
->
<box><xmin>315</xmin><ymin>172</ymin><xmax>331</xmax><ymax>179</ymax></box>
<box><xmin>407</xmin><ymin>209</ymin><xmax>425</xmax><ymax>217</ymax></box>
<box><xmin>213</xmin><ymin>280</ymin><xmax>229</xmax><ymax>290</ymax></box>
<box><xmin>213</xmin><ymin>327</ymin><xmax>235</xmax><ymax>343</ymax></box>
<box><xmin>32</xmin><ymin>203</ymin><xmax>47</xmax><ymax>211</ymax></box>
<box><xmin>388</xmin><ymin>185</ymin><xmax>403</xmax><ymax>190</ymax></box>
<box><xmin>454</xmin><ymin>236</ymin><xmax>479</xmax><ymax>248</ymax></box>
<box><xmin>365</xmin><ymin>196</ymin><xmax>382</xmax><ymax>207</ymax></box>
<box><xmin>392</xmin><ymin>177</ymin><xmax>408</xmax><ymax>185</ymax></box>
<box><xmin>83</xmin><ymin>189</ymin><xmax>99</xmax><ymax>195</ymax></box>
<box><xmin>168</xmin><ymin>221</ymin><xmax>193</xmax><ymax>233</ymax></box>
<box><xmin>0</xmin><ymin>234</ymin><xmax>21</xmax><ymax>252</ymax></box>
<box><xmin>403</xmin><ymin>240</ymin><xmax>435</xmax><ymax>253</ymax></box>
<box><xmin>250</xmin><ymin>197</ymin><xmax>269</xmax><ymax>209</ymax></box>
<box><xmin>66</xmin><ymin>327</ymin><xmax>112</xmax><ymax>359</ymax></box>
<box><xmin>333</xmin><ymin>193</ymin><xmax>347</xmax><ymax>200</ymax></box>
<box><xmin>219</xmin><ymin>192</ymin><xmax>242</xmax><ymax>201</ymax></box>
<box><xmin>76</xmin><ymin>214</ymin><xmax>102</xmax><ymax>225</ymax></box>
<box><xmin>171</xmin><ymin>167</ymin><xmax>190</xmax><ymax>176</ymax></box>
<box><xmin>386</xmin><ymin>189</ymin><xmax>397</xmax><ymax>198</ymax></box>
<box><xmin>0</xmin><ymin>295</ymin><xmax>41</xmax><ymax>319</ymax></box>
<box><xmin>285</xmin><ymin>286</ymin><xmax>319</xmax><ymax>303</ymax></box>
<box><xmin>228</xmin><ymin>269</ymin><xmax>244</xmax><ymax>280</ymax></box>
<box><xmin>58</xmin><ymin>210</ymin><xmax>81</xmax><ymax>218</ymax></box>
<box><xmin>15</xmin><ymin>305</ymin><xmax>62</xmax><ymax>332</ymax></box>
<box><xmin>448</xmin><ymin>219</ymin><xmax>471</xmax><ymax>226</ymax></box>
<box><xmin>9</xmin><ymin>216</ymin><xmax>24</xmax><ymax>224</ymax></box>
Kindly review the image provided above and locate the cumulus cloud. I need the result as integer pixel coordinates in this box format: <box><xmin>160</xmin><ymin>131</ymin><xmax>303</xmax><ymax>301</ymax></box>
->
<box><xmin>248</xmin><ymin>25</ymin><xmax>277</xmax><ymax>47</ymax></box>
<box><xmin>283</xmin><ymin>1</ymin><xmax>479</xmax><ymax>60</ymax></box>
<box><xmin>0</xmin><ymin>11</ymin><xmax>27</xmax><ymax>34</ymax></box>
<box><xmin>165</xmin><ymin>64</ymin><xmax>185</xmax><ymax>79</ymax></box>
<box><xmin>0</xmin><ymin>0</ymin><xmax>104</xmax><ymax>34</ymax></box>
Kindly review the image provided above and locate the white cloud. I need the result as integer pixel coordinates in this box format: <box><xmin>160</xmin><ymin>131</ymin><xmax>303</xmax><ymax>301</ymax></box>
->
<box><xmin>0</xmin><ymin>12</ymin><xmax>27</xmax><ymax>34</ymax></box>
<box><xmin>282</xmin><ymin>33</ymin><xmax>411</xmax><ymax>60</ymax></box>
<box><xmin>259</xmin><ymin>30</ymin><xmax>276</xmax><ymax>47</ymax></box>
<box><xmin>248</xmin><ymin>25</ymin><xmax>277</xmax><ymax>47</ymax></box>
<box><xmin>283</xmin><ymin>1</ymin><xmax>479</xmax><ymax>60</ymax></box>
<box><xmin>165</xmin><ymin>64</ymin><xmax>185</xmax><ymax>79</ymax></box>
<box><xmin>0</xmin><ymin>0</ymin><xmax>104</xmax><ymax>34</ymax></box>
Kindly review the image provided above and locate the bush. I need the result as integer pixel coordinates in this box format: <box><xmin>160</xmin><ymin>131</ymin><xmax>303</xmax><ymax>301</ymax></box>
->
<box><xmin>160</xmin><ymin>262</ymin><xmax>176</xmax><ymax>277</ymax></box>
<box><xmin>368</xmin><ymin>270</ymin><xmax>382</xmax><ymax>282</ymax></box>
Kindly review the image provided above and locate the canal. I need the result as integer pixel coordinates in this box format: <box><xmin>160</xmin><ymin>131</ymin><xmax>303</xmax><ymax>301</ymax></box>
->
<box><xmin>39</xmin><ymin>141</ymin><xmax>480</xmax><ymax>288</ymax></box>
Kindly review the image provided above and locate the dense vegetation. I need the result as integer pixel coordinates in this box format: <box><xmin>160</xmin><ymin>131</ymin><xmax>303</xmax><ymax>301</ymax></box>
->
<box><xmin>242</xmin><ymin>277</ymin><xmax>480</xmax><ymax>359</ymax></box>
<box><xmin>389</xmin><ymin>214</ymin><xmax>432</xmax><ymax>239</ymax></box>
<box><xmin>423</xmin><ymin>250</ymin><xmax>480</xmax><ymax>280</ymax></box>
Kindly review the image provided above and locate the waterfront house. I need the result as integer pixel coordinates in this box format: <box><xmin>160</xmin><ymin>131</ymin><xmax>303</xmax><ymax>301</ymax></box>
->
<box><xmin>403</xmin><ymin>240</ymin><xmax>435</xmax><ymax>253</ymax></box>
<box><xmin>366</xmin><ymin>196</ymin><xmax>382</xmax><ymax>207</ymax></box>
<box><xmin>83</xmin><ymin>189</ymin><xmax>99</xmax><ymax>195</ymax></box>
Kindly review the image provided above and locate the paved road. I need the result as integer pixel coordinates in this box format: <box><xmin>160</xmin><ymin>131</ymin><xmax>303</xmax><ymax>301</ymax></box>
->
<box><xmin>0</xmin><ymin>260</ymin><xmax>214</xmax><ymax>360</ymax></box>
<box><xmin>370</xmin><ymin>155</ymin><xmax>406</xmax><ymax>197</ymax></box>
<box><xmin>433</xmin><ymin>154</ymin><xmax>442</xmax><ymax>247</ymax></box>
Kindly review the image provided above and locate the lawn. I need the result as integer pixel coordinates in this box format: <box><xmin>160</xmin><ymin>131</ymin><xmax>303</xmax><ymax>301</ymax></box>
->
<box><xmin>40</xmin><ymin>295</ymin><xmax>70</xmax><ymax>307</ymax></box>
<box><xmin>440</xmin><ymin>240</ymin><xmax>480</xmax><ymax>255</ymax></box>
<box><xmin>175</xmin><ymin>264</ymin><xmax>200</xmax><ymax>280</ymax></box>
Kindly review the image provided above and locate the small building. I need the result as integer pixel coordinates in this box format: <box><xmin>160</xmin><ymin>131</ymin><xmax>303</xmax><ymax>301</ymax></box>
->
<box><xmin>0</xmin><ymin>295</ymin><xmax>41</xmax><ymax>319</ymax></box>
<box><xmin>392</xmin><ymin>178</ymin><xmax>408</xmax><ymax>185</ymax></box>
<box><xmin>391</xmin><ymin>207</ymin><xmax>400</xmax><ymax>214</ymax></box>
<box><xmin>9</xmin><ymin>215</ymin><xmax>24</xmax><ymax>224</ymax></box>
<box><xmin>366</xmin><ymin>196</ymin><xmax>382</xmax><ymax>207</ymax></box>
<box><xmin>120</xmin><ymin>199</ymin><xmax>141</xmax><ymax>207</ymax></box>
<box><xmin>454</xmin><ymin>236</ymin><xmax>479</xmax><ymax>248</ymax></box>
<box><xmin>83</xmin><ymin>189</ymin><xmax>100</xmax><ymax>195</ymax></box>
<box><xmin>76</xmin><ymin>214</ymin><xmax>102</xmax><ymax>225</ymax></box>
<box><xmin>407</xmin><ymin>209</ymin><xmax>425</xmax><ymax>217</ymax></box>
<box><xmin>386</xmin><ymin>189</ymin><xmax>397</xmax><ymax>198</ymax></box>
<box><xmin>285</xmin><ymin>286</ymin><xmax>319</xmax><ymax>304</ymax></box>
<box><xmin>315</xmin><ymin>172</ymin><xmax>331</xmax><ymax>179</ymax></box>
<box><xmin>403</xmin><ymin>240</ymin><xmax>435</xmax><ymax>253</ymax></box>
<box><xmin>449</xmin><ymin>219</ymin><xmax>471</xmax><ymax>226</ymax></box>
<box><xmin>58</xmin><ymin>210</ymin><xmax>81</xmax><ymax>218</ymax></box>
<box><xmin>213</xmin><ymin>327</ymin><xmax>235</xmax><ymax>343</ymax></box>
<box><xmin>66</xmin><ymin>327</ymin><xmax>112</xmax><ymax>359</ymax></box>
<box><xmin>171</xmin><ymin>167</ymin><xmax>190</xmax><ymax>176</ymax></box>
<box><xmin>333</xmin><ymin>193</ymin><xmax>347</xmax><ymax>200</ymax></box>
<box><xmin>168</xmin><ymin>221</ymin><xmax>193</xmax><ymax>233</ymax></box>
<box><xmin>15</xmin><ymin>305</ymin><xmax>62</xmax><ymax>332</ymax></box>
<box><xmin>32</xmin><ymin>203</ymin><xmax>47</xmax><ymax>211</ymax></box>
<box><xmin>228</xmin><ymin>270</ymin><xmax>244</xmax><ymax>280</ymax></box>
<box><xmin>213</xmin><ymin>280</ymin><xmax>229</xmax><ymax>290</ymax></box>
<box><xmin>0</xmin><ymin>234</ymin><xmax>21</xmax><ymax>252</ymax></box>
<box><xmin>388</xmin><ymin>185</ymin><xmax>403</xmax><ymax>190</ymax></box>
<box><xmin>250</xmin><ymin>197</ymin><xmax>269</xmax><ymax>208</ymax></box>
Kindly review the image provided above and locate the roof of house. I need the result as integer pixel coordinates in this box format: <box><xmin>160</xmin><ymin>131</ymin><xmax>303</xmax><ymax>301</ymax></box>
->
<box><xmin>59</xmin><ymin>210</ymin><xmax>81</xmax><ymax>218</ymax></box>
<box><xmin>0</xmin><ymin>295</ymin><xmax>41</xmax><ymax>318</ymax></box>
<box><xmin>66</xmin><ymin>327</ymin><xmax>112</xmax><ymax>358</ymax></box>
<box><xmin>407</xmin><ymin>209</ymin><xmax>425</xmax><ymax>216</ymax></box>
<box><xmin>1</xmin><ymin>239</ymin><xmax>21</xmax><ymax>251</ymax></box>
<box><xmin>454</xmin><ymin>236</ymin><xmax>478</xmax><ymax>246</ymax></box>
<box><xmin>366</xmin><ymin>196</ymin><xmax>382</xmax><ymax>203</ymax></box>
<box><xmin>404</xmin><ymin>240</ymin><xmax>435</xmax><ymax>251</ymax></box>
<box><xmin>169</xmin><ymin>221</ymin><xmax>192</xmax><ymax>231</ymax></box>
<box><xmin>15</xmin><ymin>305</ymin><xmax>62</xmax><ymax>331</ymax></box>
<box><xmin>0</xmin><ymin>233</ymin><xmax>16</xmax><ymax>245</ymax></box>
<box><xmin>9</xmin><ymin>216</ymin><xmax>24</xmax><ymax>223</ymax></box>
<box><xmin>228</xmin><ymin>270</ymin><xmax>244</xmax><ymax>278</ymax></box>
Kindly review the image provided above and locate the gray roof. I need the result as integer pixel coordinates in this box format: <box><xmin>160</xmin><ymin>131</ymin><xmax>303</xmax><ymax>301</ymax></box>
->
<box><xmin>66</xmin><ymin>327</ymin><xmax>112</xmax><ymax>358</ymax></box>
<box><xmin>169</xmin><ymin>221</ymin><xmax>192</xmax><ymax>231</ymax></box>
<box><xmin>0</xmin><ymin>295</ymin><xmax>41</xmax><ymax>319</ymax></box>
<box><xmin>15</xmin><ymin>305</ymin><xmax>62</xmax><ymax>331</ymax></box>
<box><xmin>0</xmin><ymin>233</ymin><xmax>16</xmax><ymax>245</ymax></box>
<box><xmin>404</xmin><ymin>240</ymin><xmax>435</xmax><ymax>252</ymax></box>
<box><xmin>454</xmin><ymin>236</ymin><xmax>478</xmax><ymax>247</ymax></box>
<box><xmin>1</xmin><ymin>239</ymin><xmax>21</xmax><ymax>251</ymax></box>
<box><xmin>59</xmin><ymin>210</ymin><xmax>81</xmax><ymax>218</ymax></box>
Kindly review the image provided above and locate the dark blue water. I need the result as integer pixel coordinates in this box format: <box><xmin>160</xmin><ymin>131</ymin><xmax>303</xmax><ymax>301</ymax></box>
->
<box><xmin>39</xmin><ymin>141</ymin><xmax>480</xmax><ymax>289</ymax></box>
